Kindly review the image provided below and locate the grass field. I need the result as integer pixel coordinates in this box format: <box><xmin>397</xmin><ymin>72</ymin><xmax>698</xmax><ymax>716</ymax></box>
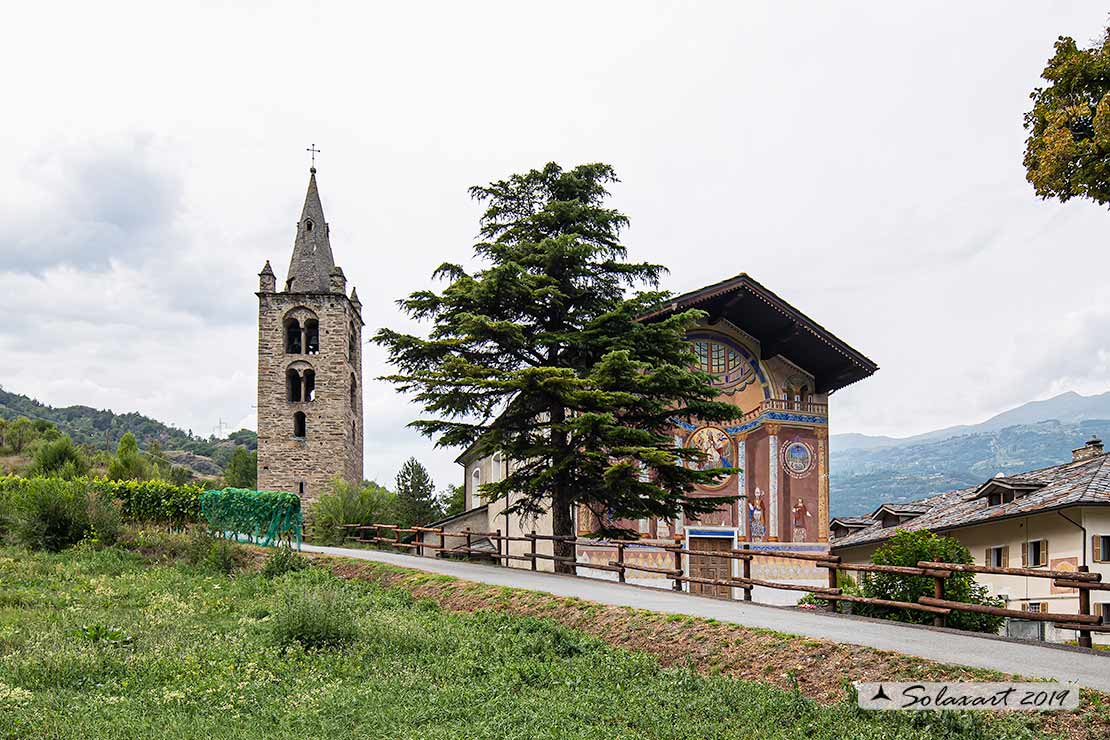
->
<box><xmin>0</xmin><ymin>540</ymin><xmax>1068</xmax><ymax>739</ymax></box>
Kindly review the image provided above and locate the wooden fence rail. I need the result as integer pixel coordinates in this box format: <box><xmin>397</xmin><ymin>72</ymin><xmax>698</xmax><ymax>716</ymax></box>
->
<box><xmin>342</xmin><ymin>522</ymin><xmax>1106</xmax><ymax>648</ymax></box>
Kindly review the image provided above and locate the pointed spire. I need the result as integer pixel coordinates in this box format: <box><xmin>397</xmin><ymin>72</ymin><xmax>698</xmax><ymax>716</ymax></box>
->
<box><xmin>350</xmin><ymin>286</ymin><xmax>361</xmax><ymax>310</ymax></box>
<box><xmin>285</xmin><ymin>169</ymin><xmax>337</xmax><ymax>293</ymax></box>
<box><xmin>259</xmin><ymin>260</ymin><xmax>275</xmax><ymax>292</ymax></box>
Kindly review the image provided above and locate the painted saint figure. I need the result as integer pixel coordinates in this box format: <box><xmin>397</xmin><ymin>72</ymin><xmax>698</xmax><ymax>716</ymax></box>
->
<box><xmin>791</xmin><ymin>498</ymin><xmax>812</xmax><ymax>542</ymax></box>
<box><xmin>748</xmin><ymin>488</ymin><xmax>767</xmax><ymax>541</ymax></box>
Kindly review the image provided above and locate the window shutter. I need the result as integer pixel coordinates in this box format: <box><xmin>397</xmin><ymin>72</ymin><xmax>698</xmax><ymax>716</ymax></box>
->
<box><xmin>1094</xmin><ymin>535</ymin><xmax>1102</xmax><ymax>563</ymax></box>
<box><xmin>984</xmin><ymin>547</ymin><xmax>990</xmax><ymax>566</ymax></box>
<box><xmin>1039</xmin><ymin>602</ymin><xmax>1048</xmax><ymax>614</ymax></box>
<box><xmin>1042</xmin><ymin>540</ymin><xmax>1049</xmax><ymax>566</ymax></box>
<box><xmin>1002</xmin><ymin>545</ymin><xmax>1009</xmax><ymax>568</ymax></box>
<box><xmin>1021</xmin><ymin>542</ymin><xmax>1028</xmax><ymax>567</ymax></box>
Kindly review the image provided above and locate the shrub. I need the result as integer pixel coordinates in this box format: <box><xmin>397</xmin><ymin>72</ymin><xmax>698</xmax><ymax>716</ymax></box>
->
<box><xmin>185</xmin><ymin>529</ymin><xmax>240</xmax><ymax>574</ymax></box>
<box><xmin>92</xmin><ymin>478</ymin><xmax>204</xmax><ymax>529</ymax></box>
<box><xmin>25</xmin><ymin>436</ymin><xmax>89</xmax><ymax>479</ymax></box>
<box><xmin>261</xmin><ymin>545</ymin><xmax>310</xmax><ymax>579</ymax></box>
<box><xmin>270</xmin><ymin>582</ymin><xmax>359</xmax><ymax>650</ymax></box>
<box><xmin>87</xmin><ymin>491</ymin><xmax>123</xmax><ymax>548</ymax></box>
<box><xmin>855</xmin><ymin>529</ymin><xmax>1005</xmax><ymax>634</ymax></box>
<box><xmin>10</xmin><ymin>478</ymin><xmax>90</xmax><ymax>551</ymax></box>
<box><xmin>309</xmin><ymin>478</ymin><xmax>395</xmax><ymax>546</ymax></box>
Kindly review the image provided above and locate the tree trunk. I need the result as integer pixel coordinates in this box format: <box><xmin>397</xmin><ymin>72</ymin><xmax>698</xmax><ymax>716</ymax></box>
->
<box><xmin>549</xmin><ymin>403</ymin><xmax>576</xmax><ymax>574</ymax></box>
<box><xmin>551</xmin><ymin>487</ymin><xmax>576</xmax><ymax>573</ymax></box>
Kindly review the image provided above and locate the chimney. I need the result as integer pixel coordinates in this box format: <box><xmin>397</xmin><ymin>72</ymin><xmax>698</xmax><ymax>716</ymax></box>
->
<box><xmin>1072</xmin><ymin>436</ymin><xmax>1104</xmax><ymax>462</ymax></box>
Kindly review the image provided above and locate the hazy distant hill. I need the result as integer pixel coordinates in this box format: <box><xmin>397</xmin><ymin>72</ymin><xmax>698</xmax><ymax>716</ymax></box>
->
<box><xmin>830</xmin><ymin>391</ymin><xmax>1110</xmax><ymax>516</ymax></box>
<box><xmin>0</xmin><ymin>387</ymin><xmax>255</xmax><ymax>472</ymax></box>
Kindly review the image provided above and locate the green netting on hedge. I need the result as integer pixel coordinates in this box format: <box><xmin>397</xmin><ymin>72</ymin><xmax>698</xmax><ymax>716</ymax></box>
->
<box><xmin>199</xmin><ymin>488</ymin><xmax>302</xmax><ymax>548</ymax></box>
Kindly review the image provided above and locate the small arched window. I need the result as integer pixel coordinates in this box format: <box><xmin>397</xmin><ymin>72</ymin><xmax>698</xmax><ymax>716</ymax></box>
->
<box><xmin>304</xmin><ymin>219</ymin><xmax>314</xmax><ymax>232</ymax></box>
<box><xmin>349</xmin><ymin>373</ymin><xmax>357</xmax><ymax>409</ymax></box>
<box><xmin>349</xmin><ymin>321</ymin><xmax>358</xmax><ymax>362</ymax></box>
<box><xmin>293</xmin><ymin>412</ymin><xmax>307</xmax><ymax>439</ymax></box>
<box><xmin>305</xmin><ymin>319</ymin><xmax>320</xmax><ymax>354</ymax></box>
<box><xmin>285</xmin><ymin>319</ymin><xmax>302</xmax><ymax>354</ymax></box>
<box><xmin>471</xmin><ymin>467</ymin><xmax>481</xmax><ymax>505</ymax></box>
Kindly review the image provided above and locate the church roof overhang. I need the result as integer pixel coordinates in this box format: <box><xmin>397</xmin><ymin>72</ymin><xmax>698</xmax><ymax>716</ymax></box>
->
<box><xmin>640</xmin><ymin>273</ymin><xmax>878</xmax><ymax>394</ymax></box>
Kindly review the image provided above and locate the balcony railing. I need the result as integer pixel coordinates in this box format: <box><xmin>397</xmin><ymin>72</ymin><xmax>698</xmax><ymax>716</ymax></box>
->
<box><xmin>736</xmin><ymin>398</ymin><xmax>828</xmax><ymax>425</ymax></box>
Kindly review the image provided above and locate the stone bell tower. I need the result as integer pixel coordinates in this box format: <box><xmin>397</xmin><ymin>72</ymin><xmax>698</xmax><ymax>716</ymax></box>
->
<box><xmin>256</xmin><ymin>167</ymin><xmax>363</xmax><ymax>503</ymax></box>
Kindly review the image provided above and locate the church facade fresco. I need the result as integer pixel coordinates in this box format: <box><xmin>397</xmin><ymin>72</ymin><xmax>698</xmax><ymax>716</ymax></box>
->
<box><xmin>609</xmin><ymin>319</ymin><xmax>832</xmax><ymax>545</ymax></box>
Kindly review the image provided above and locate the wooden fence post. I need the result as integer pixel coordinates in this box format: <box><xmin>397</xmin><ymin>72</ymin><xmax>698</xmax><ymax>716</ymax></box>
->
<box><xmin>416</xmin><ymin>530</ymin><xmax>423</xmax><ymax>558</ymax></box>
<box><xmin>464</xmin><ymin>528</ymin><xmax>472</xmax><ymax>561</ymax></box>
<box><xmin>571</xmin><ymin>537</ymin><xmax>578</xmax><ymax>577</ymax></box>
<box><xmin>439</xmin><ymin>527</ymin><xmax>445</xmax><ymax>558</ymax></box>
<box><xmin>495</xmin><ymin>528</ymin><xmax>503</xmax><ymax>567</ymax></box>
<box><xmin>673</xmin><ymin>547</ymin><xmax>683</xmax><ymax>591</ymax></box>
<box><xmin>530</xmin><ymin>530</ymin><xmax>538</xmax><ymax>571</ymax></box>
<box><xmin>742</xmin><ymin>547</ymin><xmax>753</xmax><ymax>602</ymax></box>
<box><xmin>827</xmin><ymin>564</ymin><xmax>838</xmax><ymax>613</ymax></box>
<box><xmin>616</xmin><ymin>543</ymin><xmax>626</xmax><ymax>584</ymax></box>
<box><xmin>933</xmin><ymin>574</ymin><xmax>946</xmax><ymax>628</ymax></box>
<box><xmin>1078</xmin><ymin>565</ymin><xmax>1093</xmax><ymax>649</ymax></box>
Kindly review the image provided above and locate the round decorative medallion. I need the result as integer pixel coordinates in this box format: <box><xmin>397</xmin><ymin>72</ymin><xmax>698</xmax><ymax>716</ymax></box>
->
<box><xmin>781</xmin><ymin>440</ymin><xmax>815</xmax><ymax>478</ymax></box>
<box><xmin>686</xmin><ymin>426</ymin><xmax>736</xmax><ymax>490</ymax></box>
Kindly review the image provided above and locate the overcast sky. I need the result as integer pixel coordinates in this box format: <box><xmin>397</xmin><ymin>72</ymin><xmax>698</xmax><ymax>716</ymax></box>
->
<box><xmin>2</xmin><ymin>2</ymin><xmax>1108</xmax><ymax>488</ymax></box>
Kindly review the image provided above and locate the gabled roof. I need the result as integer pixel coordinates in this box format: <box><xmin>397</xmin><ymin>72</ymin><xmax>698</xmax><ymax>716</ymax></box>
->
<box><xmin>970</xmin><ymin>476</ymin><xmax>1046</xmax><ymax>499</ymax></box>
<box><xmin>831</xmin><ymin>453</ymin><xmax>1110</xmax><ymax>551</ymax></box>
<box><xmin>868</xmin><ymin>502</ymin><xmax>931</xmax><ymax>519</ymax></box>
<box><xmin>829</xmin><ymin>516</ymin><xmax>873</xmax><ymax>530</ymax></box>
<box><xmin>641</xmin><ymin>273</ymin><xmax>878</xmax><ymax>393</ymax></box>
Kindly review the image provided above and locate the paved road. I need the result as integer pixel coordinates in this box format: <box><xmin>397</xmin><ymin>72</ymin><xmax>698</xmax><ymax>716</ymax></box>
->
<box><xmin>302</xmin><ymin>543</ymin><xmax>1110</xmax><ymax>692</ymax></box>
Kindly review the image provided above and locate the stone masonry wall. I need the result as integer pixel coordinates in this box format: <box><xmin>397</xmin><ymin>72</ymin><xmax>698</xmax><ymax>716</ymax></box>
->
<box><xmin>257</xmin><ymin>289</ymin><xmax>363</xmax><ymax>505</ymax></box>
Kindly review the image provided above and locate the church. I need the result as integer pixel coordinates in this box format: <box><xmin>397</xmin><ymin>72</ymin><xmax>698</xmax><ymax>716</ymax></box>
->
<box><xmin>255</xmin><ymin>167</ymin><xmax>364</xmax><ymax>502</ymax></box>
<box><xmin>442</xmin><ymin>274</ymin><xmax>878</xmax><ymax>598</ymax></box>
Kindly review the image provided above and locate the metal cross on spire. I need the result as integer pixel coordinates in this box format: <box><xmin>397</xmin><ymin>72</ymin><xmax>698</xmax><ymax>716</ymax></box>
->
<box><xmin>306</xmin><ymin>143</ymin><xmax>321</xmax><ymax>172</ymax></box>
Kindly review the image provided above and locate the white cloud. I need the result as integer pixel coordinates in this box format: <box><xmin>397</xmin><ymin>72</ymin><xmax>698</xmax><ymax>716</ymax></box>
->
<box><xmin>2</xmin><ymin>1</ymin><xmax>1110</xmax><ymax>489</ymax></box>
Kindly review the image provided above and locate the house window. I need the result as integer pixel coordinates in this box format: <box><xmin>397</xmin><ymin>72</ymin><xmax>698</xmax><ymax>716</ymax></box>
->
<box><xmin>1094</xmin><ymin>534</ymin><xmax>1110</xmax><ymax>563</ymax></box>
<box><xmin>1101</xmin><ymin>603</ymin><xmax>1110</xmax><ymax>622</ymax></box>
<box><xmin>293</xmin><ymin>412</ymin><xmax>307</xmax><ymax>439</ymax></box>
<box><xmin>1023</xmin><ymin>539</ymin><xmax>1048</xmax><ymax>568</ymax></box>
<box><xmin>491</xmin><ymin>453</ymin><xmax>502</xmax><ymax>483</ymax></box>
<box><xmin>1024</xmin><ymin>602</ymin><xmax>1047</xmax><ymax>613</ymax></box>
<box><xmin>471</xmin><ymin>468</ymin><xmax>481</xmax><ymax>505</ymax></box>
<box><xmin>986</xmin><ymin>545</ymin><xmax>1007</xmax><ymax>568</ymax></box>
<box><xmin>987</xmin><ymin>490</ymin><xmax>1016</xmax><ymax>507</ymax></box>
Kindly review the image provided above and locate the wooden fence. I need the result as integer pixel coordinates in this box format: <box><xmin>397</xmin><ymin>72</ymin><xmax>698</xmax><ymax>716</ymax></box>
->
<box><xmin>342</xmin><ymin>523</ymin><xmax>1106</xmax><ymax>649</ymax></box>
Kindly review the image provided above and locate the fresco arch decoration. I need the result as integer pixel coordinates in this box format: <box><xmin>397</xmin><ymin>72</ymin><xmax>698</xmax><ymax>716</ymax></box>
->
<box><xmin>687</xmin><ymin>331</ymin><xmax>773</xmax><ymax>399</ymax></box>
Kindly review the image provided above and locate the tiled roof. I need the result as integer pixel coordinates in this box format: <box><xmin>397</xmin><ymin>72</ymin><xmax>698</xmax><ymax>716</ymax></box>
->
<box><xmin>831</xmin><ymin>453</ymin><xmax>1110</xmax><ymax>550</ymax></box>
<box><xmin>830</xmin><ymin>516</ymin><xmax>873</xmax><ymax>526</ymax></box>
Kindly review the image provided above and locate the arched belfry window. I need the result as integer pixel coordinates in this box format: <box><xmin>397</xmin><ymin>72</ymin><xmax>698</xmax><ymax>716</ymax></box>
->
<box><xmin>285</xmin><ymin>319</ymin><xmax>302</xmax><ymax>354</ymax></box>
<box><xmin>304</xmin><ymin>369</ymin><xmax>316</xmax><ymax>402</ymax></box>
<box><xmin>287</xmin><ymin>368</ymin><xmax>302</xmax><ymax>402</ymax></box>
<box><xmin>293</xmin><ymin>411</ymin><xmax>307</xmax><ymax>439</ymax></box>
<box><xmin>349</xmin><ymin>321</ymin><xmax>358</xmax><ymax>361</ymax></box>
<box><xmin>349</xmin><ymin>373</ymin><xmax>357</xmax><ymax>410</ymax></box>
<box><xmin>305</xmin><ymin>319</ymin><xmax>320</xmax><ymax>354</ymax></box>
<box><xmin>284</xmin><ymin>308</ymin><xmax>319</xmax><ymax>356</ymax></box>
<box><xmin>286</xmin><ymin>363</ymin><xmax>315</xmax><ymax>403</ymax></box>
<box><xmin>305</xmin><ymin>219</ymin><xmax>314</xmax><ymax>232</ymax></box>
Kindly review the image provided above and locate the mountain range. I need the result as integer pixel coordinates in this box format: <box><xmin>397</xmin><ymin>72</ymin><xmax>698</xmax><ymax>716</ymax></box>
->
<box><xmin>829</xmin><ymin>391</ymin><xmax>1110</xmax><ymax>516</ymax></box>
<box><xmin>0</xmin><ymin>387</ymin><xmax>255</xmax><ymax>473</ymax></box>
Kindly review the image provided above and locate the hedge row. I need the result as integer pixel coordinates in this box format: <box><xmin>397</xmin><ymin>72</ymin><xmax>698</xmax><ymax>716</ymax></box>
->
<box><xmin>0</xmin><ymin>476</ymin><xmax>205</xmax><ymax>529</ymax></box>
